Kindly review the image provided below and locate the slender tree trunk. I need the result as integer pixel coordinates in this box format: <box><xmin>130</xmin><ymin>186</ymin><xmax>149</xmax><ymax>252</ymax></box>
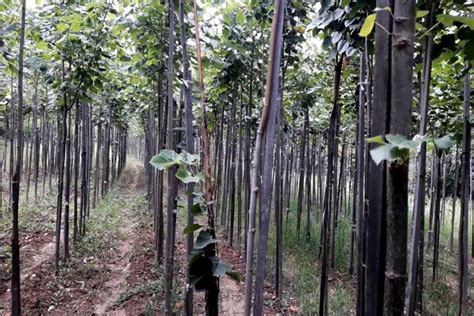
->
<box><xmin>458</xmin><ymin>68</ymin><xmax>470</xmax><ymax>316</ymax></box>
<box><xmin>244</xmin><ymin>1</ymin><xmax>284</xmax><ymax>313</ymax></box>
<box><xmin>252</xmin><ymin>1</ymin><xmax>284</xmax><ymax>314</ymax></box>
<box><xmin>33</xmin><ymin>76</ymin><xmax>40</xmax><ymax>203</ymax></box>
<box><xmin>164</xmin><ymin>0</ymin><xmax>177</xmax><ymax>312</ymax></box>
<box><xmin>54</xmin><ymin>64</ymin><xmax>69</xmax><ymax>274</ymax></box>
<box><xmin>432</xmin><ymin>150</ymin><xmax>442</xmax><ymax>282</ymax></box>
<box><xmin>11</xmin><ymin>1</ymin><xmax>26</xmax><ymax>313</ymax></box>
<box><xmin>365</xmin><ymin>1</ymin><xmax>391</xmax><ymax>313</ymax></box>
<box><xmin>274</xmin><ymin>82</ymin><xmax>283</xmax><ymax>301</ymax></box>
<box><xmin>73</xmin><ymin>102</ymin><xmax>80</xmax><ymax>241</ymax></box>
<box><xmin>64</xmin><ymin>109</ymin><xmax>72</xmax><ymax>260</ymax></box>
<box><xmin>385</xmin><ymin>2</ymin><xmax>414</xmax><ymax>314</ymax></box>
<box><xmin>179</xmin><ymin>0</ymin><xmax>195</xmax><ymax>312</ymax></box>
<box><xmin>405</xmin><ymin>3</ymin><xmax>435</xmax><ymax>313</ymax></box>
<box><xmin>192</xmin><ymin>1</ymin><xmax>219</xmax><ymax>312</ymax></box>
<box><xmin>355</xmin><ymin>47</ymin><xmax>367</xmax><ymax>316</ymax></box>
<box><xmin>450</xmin><ymin>146</ymin><xmax>459</xmax><ymax>252</ymax></box>
<box><xmin>319</xmin><ymin>56</ymin><xmax>343</xmax><ymax>316</ymax></box>
<box><xmin>296</xmin><ymin>110</ymin><xmax>307</xmax><ymax>240</ymax></box>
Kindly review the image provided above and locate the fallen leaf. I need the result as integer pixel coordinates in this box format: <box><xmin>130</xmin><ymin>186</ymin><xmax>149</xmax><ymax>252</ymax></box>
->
<box><xmin>289</xmin><ymin>305</ymin><xmax>300</xmax><ymax>313</ymax></box>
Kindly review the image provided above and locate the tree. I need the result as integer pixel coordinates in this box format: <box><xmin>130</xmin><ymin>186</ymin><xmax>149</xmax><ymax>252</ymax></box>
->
<box><xmin>244</xmin><ymin>0</ymin><xmax>285</xmax><ymax>314</ymax></box>
<box><xmin>10</xmin><ymin>0</ymin><xmax>26</xmax><ymax>313</ymax></box>
<box><xmin>385</xmin><ymin>1</ymin><xmax>415</xmax><ymax>313</ymax></box>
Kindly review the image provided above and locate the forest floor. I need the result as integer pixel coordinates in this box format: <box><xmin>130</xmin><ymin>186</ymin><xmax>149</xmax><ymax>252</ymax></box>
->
<box><xmin>2</xmin><ymin>159</ymin><xmax>472</xmax><ymax>315</ymax></box>
<box><xmin>0</xmin><ymin>161</ymin><xmax>255</xmax><ymax>315</ymax></box>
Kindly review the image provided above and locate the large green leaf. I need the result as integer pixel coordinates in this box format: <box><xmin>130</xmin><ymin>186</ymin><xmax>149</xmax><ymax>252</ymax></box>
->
<box><xmin>226</xmin><ymin>271</ymin><xmax>241</xmax><ymax>283</ymax></box>
<box><xmin>236</xmin><ymin>11</ymin><xmax>245</xmax><ymax>24</ymax></box>
<box><xmin>195</xmin><ymin>231</ymin><xmax>217</xmax><ymax>249</ymax></box>
<box><xmin>416</xmin><ymin>10</ymin><xmax>429</xmax><ymax>19</ymax></box>
<box><xmin>181</xmin><ymin>152</ymin><xmax>200</xmax><ymax>165</ymax></box>
<box><xmin>191</xmin><ymin>203</ymin><xmax>205</xmax><ymax>216</ymax></box>
<box><xmin>359</xmin><ymin>14</ymin><xmax>375</xmax><ymax>37</ymax></box>
<box><xmin>434</xmin><ymin>135</ymin><xmax>453</xmax><ymax>150</ymax></box>
<box><xmin>437</xmin><ymin>15</ymin><xmax>474</xmax><ymax>30</ymax></box>
<box><xmin>176</xmin><ymin>165</ymin><xmax>201</xmax><ymax>184</ymax></box>
<box><xmin>183</xmin><ymin>223</ymin><xmax>202</xmax><ymax>235</ymax></box>
<box><xmin>212</xmin><ymin>259</ymin><xmax>231</xmax><ymax>277</ymax></box>
<box><xmin>385</xmin><ymin>134</ymin><xmax>419</xmax><ymax>150</ymax></box>
<box><xmin>367</xmin><ymin>135</ymin><xmax>386</xmax><ymax>145</ymax></box>
<box><xmin>149</xmin><ymin>149</ymin><xmax>181</xmax><ymax>170</ymax></box>
<box><xmin>370</xmin><ymin>144</ymin><xmax>394</xmax><ymax>165</ymax></box>
<box><xmin>56</xmin><ymin>23</ymin><xmax>68</xmax><ymax>32</ymax></box>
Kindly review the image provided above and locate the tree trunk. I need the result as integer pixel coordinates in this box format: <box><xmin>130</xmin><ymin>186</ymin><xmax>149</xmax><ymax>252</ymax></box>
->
<box><xmin>10</xmin><ymin>1</ymin><xmax>26</xmax><ymax>313</ymax></box>
<box><xmin>319</xmin><ymin>56</ymin><xmax>343</xmax><ymax>316</ymax></box>
<box><xmin>164</xmin><ymin>0</ymin><xmax>177</xmax><ymax>312</ymax></box>
<box><xmin>405</xmin><ymin>3</ymin><xmax>435</xmax><ymax>313</ymax></box>
<box><xmin>385</xmin><ymin>1</ymin><xmax>414</xmax><ymax>314</ymax></box>
<box><xmin>458</xmin><ymin>68</ymin><xmax>470</xmax><ymax>316</ymax></box>
<box><xmin>179</xmin><ymin>0</ymin><xmax>195</xmax><ymax>312</ymax></box>
<box><xmin>252</xmin><ymin>1</ymin><xmax>284</xmax><ymax>313</ymax></box>
<box><xmin>244</xmin><ymin>1</ymin><xmax>284</xmax><ymax>313</ymax></box>
<box><xmin>365</xmin><ymin>1</ymin><xmax>391</xmax><ymax>313</ymax></box>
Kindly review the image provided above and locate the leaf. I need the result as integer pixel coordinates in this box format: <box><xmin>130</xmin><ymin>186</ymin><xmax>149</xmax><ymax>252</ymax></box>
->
<box><xmin>386</xmin><ymin>134</ymin><xmax>407</xmax><ymax>146</ymax></box>
<box><xmin>70</xmin><ymin>20</ymin><xmax>81</xmax><ymax>32</ymax></box>
<box><xmin>176</xmin><ymin>165</ymin><xmax>201</xmax><ymax>184</ymax></box>
<box><xmin>370</xmin><ymin>144</ymin><xmax>394</xmax><ymax>165</ymax></box>
<box><xmin>289</xmin><ymin>305</ymin><xmax>300</xmax><ymax>314</ymax></box>
<box><xmin>416</xmin><ymin>10</ymin><xmax>429</xmax><ymax>18</ymax></box>
<box><xmin>36</xmin><ymin>41</ymin><xmax>48</xmax><ymax>50</ymax></box>
<box><xmin>434</xmin><ymin>135</ymin><xmax>453</xmax><ymax>150</ymax></box>
<box><xmin>181</xmin><ymin>152</ymin><xmax>200</xmax><ymax>165</ymax></box>
<box><xmin>212</xmin><ymin>260</ymin><xmax>231</xmax><ymax>277</ymax></box>
<box><xmin>56</xmin><ymin>23</ymin><xmax>68</xmax><ymax>32</ymax></box>
<box><xmin>191</xmin><ymin>203</ymin><xmax>205</xmax><ymax>216</ymax></box>
<box><xmin>367</xmin><ymin>135</ymin><xmax>386</xmax><ymax>145</ymax></box>
<box><xmin>149</xmin><ymin>149</ymin><xmax>181</xmax><ymax>170</ymax></box>
<box><xmin>437</xmin><ymin>15</ymin><xmax>474</xmax><ymax>30</ymax></box>
<box><xmin>195</xmin><ymin>231</ymin><xmax>217</xmax><ymax>249</ymax></box>
<box><xmin>226</xmin><ymin>271</ymin><xmax>241</xmax><ymax>283</ymax></box>
<box><xmin>189</xmin><ymin>273</ymin><xmax>207</xmax><ymax>287</ymax></box>
<box><xmin>183</xmin><ymin>223</ymin><xmax>202</xmax><ymax>235</ymax></box>
<box><xmin>359</xmin><ymin>14</ymin><xmax>376</xmax><ymax>37</ymax></box>
<box><xmin>236</xmin><ymin>11</ymin><xmax>245</xmax><ymax>24</ymax></box>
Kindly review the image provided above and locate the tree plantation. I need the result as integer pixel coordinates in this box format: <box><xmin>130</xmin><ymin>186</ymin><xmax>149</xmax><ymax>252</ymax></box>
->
<box><xmin>1</xmin><ymin>0</ymin><xmax>474</xmax><ymax>315</ymax></box>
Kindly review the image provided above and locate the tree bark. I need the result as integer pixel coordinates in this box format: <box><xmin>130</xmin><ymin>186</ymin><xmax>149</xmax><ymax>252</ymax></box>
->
<box><xmin>244</xmin><ymin>1</ymin><xmax>284</xmax><ymax>313</ymax></box>
<box><xmin>10</xmin><ymin>0</ymin><xmax>26</xmax><ymax>313</ymax></box>
<box><xmin>458</xmin><ymin>67</ymin><xmax>470</xmax><ymax>316</ymax></box>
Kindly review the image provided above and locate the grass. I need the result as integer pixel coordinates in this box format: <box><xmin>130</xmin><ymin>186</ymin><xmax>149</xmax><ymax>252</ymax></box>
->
<box><xmin>261</xmin><ymin>194</ymin><xmax>473</xmax><ymax>314</ymax></box>
<box><xmin>115</xmin><ymin>280</ymin><xmax>163</xmax><ymax>307</ymax></box>
<box><xmin>75</xmin><ymin>190</ymin><xmax>125</xmax><ymax>259</ymax></box>
<box><xmin>0</xmin><ymin>189</ymin><xmax>56</xmax><ymax>241</ymax></box>
<box><xmin>263</xmin><ymin>198</ymin><xmax>355</xmax><ymax>313</ymax></box>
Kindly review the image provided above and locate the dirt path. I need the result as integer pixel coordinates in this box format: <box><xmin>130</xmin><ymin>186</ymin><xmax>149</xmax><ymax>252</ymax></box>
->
<box><xmin>217</xmin><ymin>244</ymin><xmax>246</xmax><ymax>315</ymax></box>
<box><xmin>93</xmin><ymin>164</ymin><xmax>141</xmax><ymax>314</ymax></box>
<box><xmin>1</xmin><ymin>162</ymin><xmax>274</xmax><ymax>315</ymax></box>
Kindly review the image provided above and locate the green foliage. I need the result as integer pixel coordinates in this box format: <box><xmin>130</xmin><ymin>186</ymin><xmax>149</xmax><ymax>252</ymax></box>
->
<box><xmin>150</xmin><ymin>150</ymin><xmax>201</xmax><ymax>184</ymax></box>
<box><xmin>359</xmin><ymin>14</ymin><xmax>375</xmax><ymax>37</ymax></box>
<box><xmin>183</xmin><ymin>223</ymin><xmax>202</xmax><ymax>235</ymax></box>
<box><xmin>194</xmin><ymin>230</ymin><xmax>217</xmax><ymax>249</ymax></box>
<box><xmin>368</xmin><ymin>134</ymin><xmax>453</xmax><ymax>165</ymax></box>
<box><xmin>437</xmin><ymin>15</ymin><xmax>474</xmax><ymax>29</ymax></box>
<box><xmin>115</xmin><ymin>280</ymin><xmax>162</xmax><ymax>307</ymax></box>
<box><xmin>149</xmin><ymin>149</ymin><xmax>182</xmax><ymax>170</ymax></box>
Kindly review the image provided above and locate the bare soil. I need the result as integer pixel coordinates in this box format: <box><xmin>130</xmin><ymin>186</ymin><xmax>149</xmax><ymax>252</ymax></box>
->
<box><xmin>1</xmin><ymin>163</ymin><xmax>278</xmax><ymax>315</ymax></box>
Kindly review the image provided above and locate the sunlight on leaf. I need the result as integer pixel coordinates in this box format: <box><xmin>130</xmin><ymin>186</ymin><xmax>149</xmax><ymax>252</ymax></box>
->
<box><xmin>359</xmin><ymin>14</ymin><xmax>376</xmax><ymax>37</ymax></box>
